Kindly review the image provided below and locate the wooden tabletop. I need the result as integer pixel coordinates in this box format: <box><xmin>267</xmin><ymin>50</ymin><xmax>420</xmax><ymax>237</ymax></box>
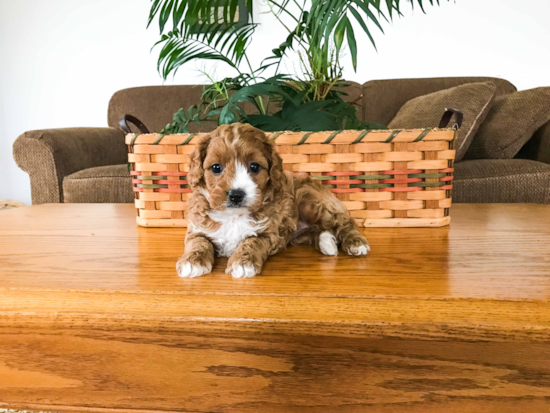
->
<box><xmin>0</xmin><ymin>203</ymin><xmax>549</xmax><ymax>412</ymax></box>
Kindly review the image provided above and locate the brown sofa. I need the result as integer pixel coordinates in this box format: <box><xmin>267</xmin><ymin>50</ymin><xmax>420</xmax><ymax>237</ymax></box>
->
<box><xmin>13</xmin><ymin>77</ymin><xmax>550</xmax><ymax>205</ymax></box>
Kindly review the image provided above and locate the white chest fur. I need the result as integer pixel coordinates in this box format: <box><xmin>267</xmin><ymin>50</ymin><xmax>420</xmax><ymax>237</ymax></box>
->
<box><xmin>203</xmin><ymin>209</ymin><xmax>266</xmax><ymax>257</ymax></box>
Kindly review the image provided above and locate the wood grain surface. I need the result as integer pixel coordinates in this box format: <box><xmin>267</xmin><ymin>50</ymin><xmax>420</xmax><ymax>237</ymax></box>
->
<box><xmin>0</xmin><ymin>203</ymin><xmax>549</xmax><ymax>412</ymax></box>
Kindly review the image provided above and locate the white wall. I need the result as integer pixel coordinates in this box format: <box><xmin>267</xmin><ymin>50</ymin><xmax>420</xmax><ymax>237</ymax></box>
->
<box><xmin>1</xmin><ymin>0</ymin><xmax>549</xmax><ymax>205</ymax></box>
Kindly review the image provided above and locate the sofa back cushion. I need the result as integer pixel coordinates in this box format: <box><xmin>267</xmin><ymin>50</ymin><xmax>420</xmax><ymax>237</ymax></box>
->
<box><xmin>362</xmin><ymin>77</ymin><xmax>516</xmax><ymax>127</ymax></box>
<box><xmin>108</xmin><ymin>82</ymin><xmax>363</xmax><ymax>133</ymax></box>
<box><xmin>388</xmin><ymin>81</ymin><xmax>497</xmax><ymax>161</ymax></box>
<box><xmin>108</xmin><ymin>85</ymin><xmax>209</xmax><ymax>134</ymax></box>
<box><xmin>464</xmin><ymin>87</ymin><xmax>550</xmax><ymax>160</ymax></box>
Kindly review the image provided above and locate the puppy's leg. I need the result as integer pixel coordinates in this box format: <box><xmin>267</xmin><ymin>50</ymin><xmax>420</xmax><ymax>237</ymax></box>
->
<box><xmin>338</xmin><ymin>220</ymin><xmax>370</xmax><ymax>257</ymax></box>
<box><xmin>313</xmin><ymin>225</ymin><xmax>369</xmax><ymax>256</ymax></box>
<box><xmin>176</xmin><ymin>232</ymin><xmax>215</xmax><ymax>278</ymax></box>
<box><xmin>296</xmin><ymin>178</ymin><xmax>369</xmax><ymax>257</ymax></box>
<box><xmin>226</xmin><ymin>234</ymin><xmax>277</xmax><ymax>278</ymax></box>
<box><xmin>313</xmin><ymin>209</ymin><xmax>370</xmax><ymax>257</ymax></box>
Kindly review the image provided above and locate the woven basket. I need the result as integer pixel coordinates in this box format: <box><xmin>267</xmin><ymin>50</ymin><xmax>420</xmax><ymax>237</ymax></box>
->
<box><xmin>125</xmin><ymin>110</ymin><xmax>460</xmax><ymax>228</ymax></box>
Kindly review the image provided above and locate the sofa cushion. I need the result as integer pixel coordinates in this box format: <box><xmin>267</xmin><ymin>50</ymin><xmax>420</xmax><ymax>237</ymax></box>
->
<box><xmin>108</xmin><ymin>83</ymin><xmax>364</xmax><ymax>133</ymax></box>
<box><xmin>465</xmin><ymin>87</ymin><xmax>550</xmax><ymax>160</ymax></box>
<box><xmin>388</xmin><ymin>82</ymin><xmax>497</xmax><ymax>161</ymax></box>
<box><xmin>453</xmin><ymin>159</ymin><xmax>550</xmax><ymax>203</ymax></box>
<box><xmin>63</xmin><ymin>164</ymin><xmax>133</xmax><ymax>203</ymax></box>
<box><xmin>363</xmin><ymin>77</ymin><xmax>517</xmax><ymax>126</ymax></box>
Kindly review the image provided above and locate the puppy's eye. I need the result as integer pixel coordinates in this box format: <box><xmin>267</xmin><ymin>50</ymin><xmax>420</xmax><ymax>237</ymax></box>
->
<box><xmin>249</xmin><ymin>162</ymin><xmax>261</xmax><ymax>174</ymax></box>
<box><xmin>211</xmin><ymin>164</ymin><xmax>223</xmax><ymax>175</ymax></box>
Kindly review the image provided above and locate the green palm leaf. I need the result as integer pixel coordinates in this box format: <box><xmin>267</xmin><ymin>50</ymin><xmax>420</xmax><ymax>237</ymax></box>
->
<box><xmin>306</xmin><ymin>0</ymin><xmax>446</xmax><ymax>72</ymax></box>
<box><xmin>149</xmin><ymin>0</ymin><xmax>253</xmax><ymax>33</ymax></box>
<box><xmin>154</xmin><ymin>23</ymin><xmax>257</xmax><ymax>78</ymax></box>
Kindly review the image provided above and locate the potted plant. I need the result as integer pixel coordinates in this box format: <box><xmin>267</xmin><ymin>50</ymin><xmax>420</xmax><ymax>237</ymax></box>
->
<box><xmin>147</xmin><ymin>0</ymin><xmax>447</xmax><ymax>133</ymax></box>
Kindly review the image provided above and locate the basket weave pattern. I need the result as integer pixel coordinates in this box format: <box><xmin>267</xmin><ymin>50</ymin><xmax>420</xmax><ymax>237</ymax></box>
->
<box><xmin>126</xmin><ymin>128</ymin><xmax>456</xmax><ymax>228</ymax></box>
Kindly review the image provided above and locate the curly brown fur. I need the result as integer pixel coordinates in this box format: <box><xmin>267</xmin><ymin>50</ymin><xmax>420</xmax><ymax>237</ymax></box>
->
<box><xmin>177</xmin><ymin>123</ymin><xmax>369</xmax><ymax>278</ymax></box>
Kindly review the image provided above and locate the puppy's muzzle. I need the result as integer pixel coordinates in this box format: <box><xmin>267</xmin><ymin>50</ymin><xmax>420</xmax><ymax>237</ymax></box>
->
<box><xmin>228</xmin><ymin>189</ymin><xmax>246</xmax><ymax>207</ymax></box>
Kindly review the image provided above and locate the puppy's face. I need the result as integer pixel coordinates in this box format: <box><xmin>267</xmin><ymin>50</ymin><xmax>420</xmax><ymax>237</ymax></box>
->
<box><xmin>188</xmin><ymin>123</ymin><xmax>282</xmax><ymax>212</ymax></box>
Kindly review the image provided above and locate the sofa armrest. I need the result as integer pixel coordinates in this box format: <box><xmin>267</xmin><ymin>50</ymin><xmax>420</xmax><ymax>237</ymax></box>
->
<box><xmin>13</xmin><ymin>127</ymin><xmax>126</xmax><ymax>204</ymax></box>
<box><xmin>516</xmin><ymin>121</ymin><xmax>550</xmax><ymax>164</ymax></box>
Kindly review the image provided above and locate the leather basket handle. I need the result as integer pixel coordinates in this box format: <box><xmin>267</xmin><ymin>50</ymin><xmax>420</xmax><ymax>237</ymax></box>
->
<box><xmin>438</xmin><ymin>108</ymin><xmax>464</xmax><ymax>130</ymax></box>
<box><xmin>119</xmin><ymin>115</ymin><xmax>150</xmax><ymax>134</ymax></box>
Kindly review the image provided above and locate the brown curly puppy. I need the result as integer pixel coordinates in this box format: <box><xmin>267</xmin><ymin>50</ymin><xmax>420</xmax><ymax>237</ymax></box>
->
<box><xmin>177</xmin><ymin>123</ymin><xmax>369</xmax><ymax>278</ymax></box>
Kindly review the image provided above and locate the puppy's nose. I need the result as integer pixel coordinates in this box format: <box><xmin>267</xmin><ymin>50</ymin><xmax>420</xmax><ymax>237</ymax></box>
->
<box><xmin>228</xmin><ymin>189</ymin><xmax>245</xmax><ymax>205</ymax></box>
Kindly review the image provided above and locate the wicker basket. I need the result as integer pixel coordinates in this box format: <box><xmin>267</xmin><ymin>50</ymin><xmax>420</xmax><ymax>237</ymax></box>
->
<box><xmin>125</xmin><ymin>112</ymin><xmax>460</xmax><ymax>228</ymax></box>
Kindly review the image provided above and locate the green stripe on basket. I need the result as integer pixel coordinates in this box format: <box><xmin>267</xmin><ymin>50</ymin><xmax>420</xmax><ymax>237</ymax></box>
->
<box><xmin>136</xmin><ymin>175</ymin><xmax>168</xmax><ymax>180</ymax></box>
<box><xmin>297</xmin><ymin>132</ymin><xmax>313</xmax><ymax>145</ymax></box>
<box><xmin>136</xmin><ymin>183</ymin><xmax>190</xmax><ymax>189</ymax></box>
<box><xmin>324</xmin><ymin>184</ymin><xmax>337</xmax><ymax>189</ymax></box>
<box><xmin>352</xmin><ymin>130</ymin><xmax>370</xmax><ymax>144</ymax></box>
<box><xmin>384</xmin><ymin>130</ymin><xmax>401</xmax><ymax>143</ymax></box>
<box><xmin>324</xmin><ymin>130</ymin><xmax>342</xmax><ymax>144</ymax></box>
<box><xmin>310</xmin><ymin>175</ymin><xmax>336</xmax><ymax>181</ymax></box>
<box><xmin>350</xmin><ymin>183</ymin><xmax>393</xmax><ymax>189</ymax></box>
<box><xmin>152</xmin><ymin>134</ymin><xmax>165</xmax><ymax>144</ymax></box>
<box><xmin>350</xmin><ymin>174</ymin><xmax>392</xmax><ymax>180</ymax></box>
<box><xmin>130</xmin><ymin>133</ymin><xmax>140</xmax><ymax>145</ymax></box>
<box><xmin>408</xmin><ymin>181</ymin><xmax>448</xmax><ymax>188</ymax></box>
<box><xmin>409</xmin><ymin>172</ymin><xmax>447</xmax><ymax>179</ymax></box>
<box><xmin>413</xmin><ymin>129</ymin><xmax>431</xmax><ymax>142</ymax></box>
<box><xmin>269</xmin><ymin>131</ymin><xmax>283</xmax><ymax>141</ymax></box>
<box><xmin>182</xmin><ymin>133</ymin><xmax>196</xmax><ymax>145</ymax></box>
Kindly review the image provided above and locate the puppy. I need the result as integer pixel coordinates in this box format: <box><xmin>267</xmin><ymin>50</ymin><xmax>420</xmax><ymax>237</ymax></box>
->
<box><xmin>177</xmin><ymin>123</ymin><xmax>370</xmax><ymax>278</ymax></box>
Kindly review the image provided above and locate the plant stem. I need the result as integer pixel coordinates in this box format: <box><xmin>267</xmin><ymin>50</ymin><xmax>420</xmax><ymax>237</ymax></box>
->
<box><xmin>265</xmin><ymin>0</ymin><xmax>300</xmax><ymax>24</ymax></box>
<box><xmin>244</xmin><ymin>54</ymin><xmax>267</xmax><ymax>115</ymax></box>
<box><xmin>265</xmin><ymin>1</ymin><xmax>293</xmax><ymax>33</ymax></box>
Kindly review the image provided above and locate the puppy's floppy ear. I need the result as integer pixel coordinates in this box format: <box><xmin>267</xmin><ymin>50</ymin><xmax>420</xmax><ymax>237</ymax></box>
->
<box><xmin>188</xmin><ymin>135</ymin><xmax>211</xmax><ymax>188</ymax></box>
<box><xmin>265</xmin><ymin>140</ymin><xmax>284</xmax><ymax>193</ymax></box>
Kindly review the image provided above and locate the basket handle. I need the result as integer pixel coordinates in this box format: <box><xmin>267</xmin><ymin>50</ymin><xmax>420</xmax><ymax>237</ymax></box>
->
<box><xmin>438</xmin><ymin>108</ymin><xmax>463</xmax><ymax>130</ymax></box>
<box><xmin>118</xmin><ymin>115</ymin><xmax>150</xmax><ymax>134</ymax></box>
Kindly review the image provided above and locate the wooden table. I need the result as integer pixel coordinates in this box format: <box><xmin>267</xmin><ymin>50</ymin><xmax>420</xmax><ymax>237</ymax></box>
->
<box><xmin>0</xmin><ymin>203</ymin><xmax>549</xmax><ymax>412</ymax></box>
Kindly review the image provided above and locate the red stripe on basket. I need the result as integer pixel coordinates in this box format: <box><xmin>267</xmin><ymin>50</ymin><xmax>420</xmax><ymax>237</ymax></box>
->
<box><xmin>155</xmin><ymin>171</ymin><xmax>188</xmax><ymax>176</ymax></box>
<box><xmin>380</xmin><ymin>178</ymin><xmax>423</xmax><ymax>184</ymax></box>
<box><xmin>379</xmin><ymin>186</ymin><xmax>424</xmax><ymax>192</ymax></box>
<box><xmin>440</xmin><ymin>185</ymin><xmax>453</xmax><ymax>190</ymax></box>
<box><xmin>379</xmin><ymin>169</ymin><xmax>423</xmax><ymax>175</ymax></box>
<box><xmin>133</xmin><ymin>187</ymin><xmax>192</xmax><ymax>193</ymax></box>
<box><xmin>330</xmin><ymin>188</ymin><xmax>364</xmax><ymax>193</ymax></box>
<box><xmin>324</xmin><ymin>179</ymin><xmax>363</xmax><ymax>185</ymax></box>
<box><xmin>130</xmin><ymin>171</ymin><xmax>188</xmax><ymax>177</ymax></box>
<box><xmin>155</xmin><ymin>188</ymin><xmax>193</xmax><ymax>193</ymax></box>
<box><xmin>439</xmin><ymin>168</ymin><xmax>454</xmax><ymax>173</ymax></box>
<box><xmin>155</xmin><ymin>179</ymin><xmax>189</xmax><ymax>185</ymax></box>
<box><xmin>132</xmin><ymin>179</ymin><xmax>188</xmax><ymax>185</ymax></box>
<box><xmin>440</xmin><ymin>176</ymin><xmax>454</xmax><ymax>182</ymax></box>
<box><xmin>322</xmin><ymin>171</ymin><xmax>361</xmax><ymax>176</ymax></box>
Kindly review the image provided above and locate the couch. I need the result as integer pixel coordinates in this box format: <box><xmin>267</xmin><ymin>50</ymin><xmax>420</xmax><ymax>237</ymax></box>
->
<box><xmin>13</xmin><ymin>77</ymin><xmax>550</xmax><ymax>205</ymax></box>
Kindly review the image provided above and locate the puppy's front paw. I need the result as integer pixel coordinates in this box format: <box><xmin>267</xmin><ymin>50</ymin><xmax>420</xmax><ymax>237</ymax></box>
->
<box><xmin>176</xmin><ymin>257</ymin><xmax>212</xmax><ymax>278</ymax></box>
<box><xmin>342</xmin><ymin>234</ymin><xmax>370</xmax><ymax>256</ymax></box>
<box><xmin>226</xmin><ymin>255</ymin><xmax>261</xmax><ymax>279</ymax></box>
<box><xmin>319</xmin><ymin>231</ymin><xmax>338</xmax><ymax>256</ymax></box>
<box><xmin>230</xmin><ymin>264</ymin><xmax>257</xmax><ymax>279</ymax></box>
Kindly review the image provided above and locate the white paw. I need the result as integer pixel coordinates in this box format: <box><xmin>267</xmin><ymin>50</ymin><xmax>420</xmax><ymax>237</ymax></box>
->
<box><xmin>231</xmin><ymin>264</ymin><xmax>257</xmax><ymax>279</ymax></box>
<box><xmin>319</xmin><ymin>232</ymin><xmax>338</xmax><ymax>256</ymax></box>
<box><xmin>177</xmin><ymin>261</ymin><xmax>212</xmax><ymax>278</ymax></box>
<box><xmin>348</xmin><ymin>243</ymin><xmax>370</xmax><ymax>256</ymax></box>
